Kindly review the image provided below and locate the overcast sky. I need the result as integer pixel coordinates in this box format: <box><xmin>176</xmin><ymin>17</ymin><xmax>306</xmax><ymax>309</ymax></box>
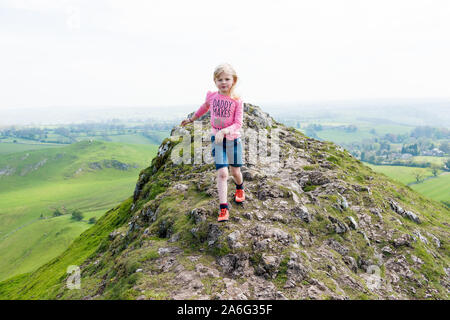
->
<box><xmin>1</xmin><ymin>0</ymin><xmax>450</xmax><ymax>110</ymax></box>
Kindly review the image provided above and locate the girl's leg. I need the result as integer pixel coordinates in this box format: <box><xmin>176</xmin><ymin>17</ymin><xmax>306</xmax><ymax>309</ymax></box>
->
<box><xmin>230</xmin><ymin>166</ymin><xmax>243</xmax><ymax>185</ymax></box>
<box><xmin>230</xmin><ymin>166</ymin><xmax>245</xmax><ymax>203</ymax></box>
<box><xmin>217</xmin><ymin>167</ymin><xmax>229</xmax><ymax>204</ymax></box>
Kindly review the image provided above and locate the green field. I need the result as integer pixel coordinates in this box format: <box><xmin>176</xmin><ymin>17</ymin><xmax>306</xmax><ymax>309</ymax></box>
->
<box><xmin>410</xmin><ymin>172</ymin><xmax>450</xmax><ymax>203</ymax></box>
<box><xmin>96</xmin><ymin>131</ymin><xmax>170</xmax><ymax>145</ymax></box>
<box><xmin>301</xmin><ymin>123</ymin><xmax>415</xmax><ymax>144</ymax></box>
<box><xmin>0</xmin><ymin>140</ymin><xmax>160</xmax><ymax>281</ymax></box>
<box><xmin>1</xmin><ymin>128</ymin><xmax>171</xmax><ymax>151</ymax></box>
<box><xmin>365</xmin><ymin>163</ymin><xmax>435</xmax><ymax>185</ymax></box>
<box><xmin>0</xmin><ymin>141</ymin><xmax>63</xmax><ymax>155</ymax></box>
<box><xmin>366</xmin><ymin>163</ymin><xmax>449</xmax><ymax>203</ymax></box>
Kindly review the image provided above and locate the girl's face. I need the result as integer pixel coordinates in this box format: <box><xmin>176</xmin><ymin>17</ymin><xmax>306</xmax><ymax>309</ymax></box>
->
<box><xmin>215</xmin><ymin>72</ymin><xmax>235</xmax><ymax>95</ymax></box>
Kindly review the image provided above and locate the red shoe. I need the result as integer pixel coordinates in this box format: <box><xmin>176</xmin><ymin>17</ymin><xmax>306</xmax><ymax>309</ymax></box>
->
<box><xmin>217</xmin><ymin>207</ymin><xmax>229</xmax><ymax>222</ymax></box>
<box><xmin>235</xmin><ymin>189</ymin><xmax>245</xmax><ymax>203</ymax></box>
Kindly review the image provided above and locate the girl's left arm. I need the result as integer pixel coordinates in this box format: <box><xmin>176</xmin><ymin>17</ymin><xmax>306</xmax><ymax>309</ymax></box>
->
<box><xmin>222</xmin><ymin>99</ymin><xmax>243</xmax><ymax>135</ymax></box>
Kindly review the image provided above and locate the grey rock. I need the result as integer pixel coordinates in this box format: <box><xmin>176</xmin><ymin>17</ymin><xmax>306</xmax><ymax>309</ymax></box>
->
<box><xmin>326</xmin><ymin>239</ymin><xmax>349</xmax><ymax>256</ymax></box>
<box><xmin>173</xmin><ymin>183</ymin><xmax>189</xmax><ymax>192</ymax></box>
<box><xmin>287</xmin><ymin>255</ymin><xmax>308</xmax><ymax>282</ymax></box>
<box><xmin>357</xmin><ymin>230</ymin><xmax>371</xmax><ymax>245</ymax></box>
<box><xmin>169</xmin><ymin>126</ymin><xmax>190</xmax><ymax>140</ymax></box>
<box><xmin>127</xmin><ymin>221</ymin><xmax>140</xmax><ymax>235</ymax></box>
<box><xmin>306</xmin><ymin>171</ymin><xmax>330</xmax><ymax>186</ymax></box>
<box><xmin>270</xmin><ymin>213</ymin><xmax>286</xmax><ymax>223</ymax></box>
<box><xmin>426</xmin><ymin>232</ymin><xmax>441</xmax><ymax>248</ymax></box>
<box><xmin>255</xmin><ymin>212</ymin><xmax>265</xmax><ymax>221</ymax></box>
<box><xmin>244</xmin><ymin>105</ymin><xmax>273</xmax><ymax>128</ymax></box>
<box><xmin>133</xmin><ymin>173</ymin><xmax>148</xmax><ymax>202</ymax></box>
<box><xmin>357</xmin><ymin>257</ymin><xmax>373</xmax><ymax>272</ymax></box>
<box><xmin>338</xmin><ymin>194</ymin><xmax>349</xmax><ymax>211</ymax></box>
<box><xmin>369</xmin><ymin>208</ymin><xmax>383</xmax><ymax>219</ymax></box>
<box><xmin>257</xmin><ymin>184</ymin><xmax>285</xmax><ymax>200</ymax></box>
<box><xmin>109</xmin><ymin>230</ymin><xmax>120</xmax><ymax>240</ymax></box>
<box><xmin>347</xmin><ymin>216</ymin><xmax>358</xmax><ymax>230</ymax></box>
<box><xmin>255</xmin><ymin>254</ymin><xmax>280</xmax><ymax>279</ymax></box>
<box><xmin>265</xmin><ymin>227</ymin><xmax>291</xmax><ymax>244</ymax></box>
<box><xmin>405</xmin><ymin>210</ymin><xmax>421</xmax><ymax>224</ymax></box>
<box><xmin>189</xmin><ymin>208</ymin><xmax>208</xmax><ymax>224</ymax></box>
<box><xmin>393</xmin><ymin>233</ymin><xmax>413</xmax><ymax>248</ymax></box>
<box><xmin>353</xmin><ymin>184</ymin><xmax>371</xmax><ymax>193</ymax></box>
<box><xmin>329</xmin><ymin>216</ymin><xmax>349</xmax><ymax>234</ymax></box>
<box><xmin>217</xmin><ymin>253</ymin><xmax>249</xmax><ymax>277</ymax></box>
<box><xmin>445</xmin><ymin>267</ymin><xmax>450</xmax><ymax>277</ymax></box>
<box><xmin>243</xmin><ymin>212</ymin><xmax>253</xmax><ymax>220</ymax></box>
<box><xmin>207</xmin><ymin>223</ymin><xmax>222</xmax><ymax>246</ymax></box>
<box><xmin>389</xmin><ymin>199</ymin><xmax>421</xmax><ymax>224</ymax></box>
<box><xmin>286</xmin><ymin>137</ymin><xmax>303</xmax><ymax>148</ymax></box>
<box><xmin>142</xmin><ymin>206</ymin><xmax>157</xmax><ymax>222</ymax></box>
<box><xmin>381</xmin><ymin>246</ymin><xmax>394</xmax><ymax>255</ymax></box>
<box><xmin>158</xmin><ymin>247</ymin><xmax>171</xmax><ymax>255</ymax></box>
<box><xmin>413</xmin><ymin>230</ymin><xmax>428</xmax><ymax>244</ymax></box>
<box><xmin>253</xmin><ymin>238</ymin><xmax>272</xmax><ymax>251</ymax></box>
<box><xmin>227</xmin><ymin>231</ymin><xmax>243</xmax><ymax>249</ymax></box>
<box><xmin>168</xmin><ymin>233</ymin><xmax>180</xmax><ymax>243</ymax></box>
<box><xmin>411</xmin><ymin>255</ymin><xmax>423</xmax><ymax>265</ymax></box>
<box><xmin>343</xmin><ymin>256</ymin><xmax>358</xmax><ymax>273</ymax></box>
<box><xmin>293</xmin><ymin>205</ymin><xmax>311</xmax><ymax>223</ymax></box>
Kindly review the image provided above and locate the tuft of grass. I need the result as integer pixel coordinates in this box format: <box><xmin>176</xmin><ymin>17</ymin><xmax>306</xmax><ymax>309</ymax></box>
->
<box><xmin>273</xmin><ymin>256</ymin><xmax>290</xmax><ymax>288</ymax></box>
<box><xmin>303</xmin><ymin>182</ymin><xmax>318</xmax><ymax>192</ymax></box>
<box><xmin>327</xmin><ymin>155</ymin><xmax>341</xmax><ymax>165</ymax></box>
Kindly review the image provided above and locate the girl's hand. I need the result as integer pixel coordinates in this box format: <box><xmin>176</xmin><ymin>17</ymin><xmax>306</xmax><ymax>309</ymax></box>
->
<box><xmin>180</xmin><ymin>118</ymin><xmax>192</xmax><ymax>126</ymax></box>
<box><xmin>214</xmin><ymin>128</ymin><xmax>229</xmax><ymax>144</ymax></box>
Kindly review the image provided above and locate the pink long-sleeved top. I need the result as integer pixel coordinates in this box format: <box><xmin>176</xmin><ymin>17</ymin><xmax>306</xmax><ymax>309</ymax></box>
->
<box><xmin>194</xmin><ymin>91</ymin><xmax>243</xmax><ymax>140</ymax></box>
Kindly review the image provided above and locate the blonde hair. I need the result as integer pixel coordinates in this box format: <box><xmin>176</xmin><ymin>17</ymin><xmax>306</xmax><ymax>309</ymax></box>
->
<box><xmin>213</xmin><ymin>63</ymin><xmax>241</xmax><ymax>100</ymax></box>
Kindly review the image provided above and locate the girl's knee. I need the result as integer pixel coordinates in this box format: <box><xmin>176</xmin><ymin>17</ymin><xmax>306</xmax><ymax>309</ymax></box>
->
<box><xmin>217</xmin><ymin>168</ymin><xmax>228</xmax><ymax>180</ymax></box>
<box><xmin>230</xmin><ymin>166</ymin><xmax>241</xmax><ymax>176</ymax></box>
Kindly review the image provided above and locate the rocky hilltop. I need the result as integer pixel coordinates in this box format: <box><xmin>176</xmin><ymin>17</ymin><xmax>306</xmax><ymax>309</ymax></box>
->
<box><xmin>2</xmin><ymin>103</ymin><xmax>448</xmax><ymax>300</ymax></box>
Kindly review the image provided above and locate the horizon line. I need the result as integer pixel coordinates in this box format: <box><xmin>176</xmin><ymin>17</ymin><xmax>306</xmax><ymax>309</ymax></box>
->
<box><xmin>1</xmin><ymin>96</ymin><xmax>450</xmax><ymax>111</ymax></box>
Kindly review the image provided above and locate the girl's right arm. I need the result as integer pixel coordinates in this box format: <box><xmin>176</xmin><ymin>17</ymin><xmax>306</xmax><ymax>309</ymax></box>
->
<box><xmin>181</xmin><ymin>114</ymin><xmax>198</xmax><ymax>126</ymax></box>
<box><xmin>180</xmin><ymin>91</ymin><xmax>212</xmax><ymax>126</ymax></box>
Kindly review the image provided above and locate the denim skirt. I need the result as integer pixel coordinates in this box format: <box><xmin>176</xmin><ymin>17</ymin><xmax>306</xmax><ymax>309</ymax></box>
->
<box><xmin>211</xmin><ymin>135</ymin><xmax>243</xmax><ymax>170</ymax></box>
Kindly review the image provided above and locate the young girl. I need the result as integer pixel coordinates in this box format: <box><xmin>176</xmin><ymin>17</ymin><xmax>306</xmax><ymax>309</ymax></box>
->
<box><xmin>181</xmin><ymin>63</ymin><xmax>245</xmax><ymax>222</ymax></box>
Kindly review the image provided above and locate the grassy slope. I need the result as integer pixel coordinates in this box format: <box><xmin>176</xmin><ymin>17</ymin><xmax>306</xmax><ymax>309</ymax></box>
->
<box><xmin>0</xmin><ymin>140</ymin><xmax>159</xmax><ymax>281</ymax></box>
<box><xmin>0</xmin><ymin>199</ymin><xmax>133</xmax><ymax>299</ymax></box>
<box><xmin>0</xmin><ymin>140</ymin><xmax>157</xmax><ymax>231</ymax></box>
